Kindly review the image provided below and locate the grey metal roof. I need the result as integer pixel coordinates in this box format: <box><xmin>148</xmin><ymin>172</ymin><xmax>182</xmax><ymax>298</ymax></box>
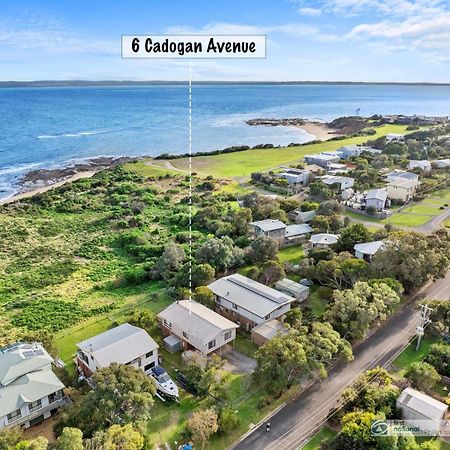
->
<box><xmin>321</xmin><ymin>176</ymin><xmax>354</xmax><ymax>186</ymax></box>
<box><xmin>251</xmin><ymin>319</ymin><xmax>288</xmax><ymax>340</ymax></box>
<box><xmin>0</xmin><ymin>343</ymin><xmax>64</xmax><ymax>418</ymax></box>
<box><xmin>76</xmin><ymin>323</ymin><xmax>159</xmax><ymax>368</ymax></box>
<box><xmin>157</xmin><ymin>300</ymin><xmax>238</xmax><ymax>343</ymax></box>
<box><xmin>354</xmin><ymin>240</ymin><xmax>384</xmax><ymax>256</ymax></box>
<box><xmin>0</xmin><ymin>343</ymin><xmax>53</xmax><ymax>387</ymax></box>
<box><xmin>309</xmin><ymin>233</ymin><xmax>338</xmax><ymax>245</ymax></box>
<box><xmin>249</xmin><ymin>219</ymin><xmax>286</xmax><ymax>232</ymax></box>
<box><xmin>295</xmin><ymin>210</ymin><xmax>316</xmax><ymax>223</ymax></box>
<box><xmin>366</xmin><ymin>189</ymin><xmax>388</xmax><ymax>201</ymax></box>
<box><xmin>385</xmin><ymin>170</ymin><xmax>418</xmax><ymax>181</ymax></box>
<box><xmin>397</xmin><ymin>388</ymin><xmax>447</xmax><ymax>420</ymax></box>
<box><xmin>275</xmin><ymin>278</ymin><xmax>309</xmax><ymax>295</ymax></box>
<box><xmin>285</xmin><ymin>224</ymin><xmax>312</xmax><ymax>238</ymax></box>
<box><xmin>208</xmin><ymin>273</ymin><xmax>295</xmax><ymax>318</ymax></box>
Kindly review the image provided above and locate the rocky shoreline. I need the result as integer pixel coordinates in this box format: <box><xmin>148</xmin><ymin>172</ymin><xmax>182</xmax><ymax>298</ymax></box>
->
<box><xmin>246</xmin><ymin>118</ymin><xmax>307</xmax><ymax>127</ymax></box>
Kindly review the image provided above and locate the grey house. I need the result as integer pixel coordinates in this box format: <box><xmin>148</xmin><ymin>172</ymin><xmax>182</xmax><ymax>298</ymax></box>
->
<box><xmin>249</xmin><ymin>219</ymin><xmax>286</xmax><ymax>243</ymax></box>
<box><xmin>364</xmin><ymin>189</ymin><xmax>388</xmax><ymax>211</ymax></box>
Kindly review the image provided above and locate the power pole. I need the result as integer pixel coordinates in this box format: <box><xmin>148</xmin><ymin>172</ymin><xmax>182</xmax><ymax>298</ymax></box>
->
<box><xmin>416</xmin><ymin>304</ymin><xmax>433</xmax><ymax>351</ymax></box>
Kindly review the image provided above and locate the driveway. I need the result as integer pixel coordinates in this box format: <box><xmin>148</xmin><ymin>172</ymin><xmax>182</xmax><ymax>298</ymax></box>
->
<box><xmin>222</xmin><ymin>346</ymin><xmax>257</xmax><ymax>374</ymax></box>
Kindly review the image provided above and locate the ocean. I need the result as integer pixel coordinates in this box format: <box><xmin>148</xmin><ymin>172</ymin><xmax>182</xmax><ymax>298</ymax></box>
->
<box><xmin>1</xmin><ymin>83</ymin><xmax>450</xmax><ymax>199</ymax></box>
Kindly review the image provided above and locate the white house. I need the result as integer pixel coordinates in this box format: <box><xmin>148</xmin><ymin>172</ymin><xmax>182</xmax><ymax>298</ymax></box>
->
<box><xmin>354</xmin><ymin>240</ymin><xmax>384</xmax><ymax>262</ymax></box>
<box><xmin>365</xmin><ymin>189</ymin><xmax>388</xmax><ymax>211</ymax></box>
<box><xmin>249</xmin><ymin>219</ymin><xmax>286</xmax><ymax>243</ymax></box>
<box><xmin>157</xmin><ymin>300</ymin><xmax>238</xmax><ymax>355</ymax></box>
<box><xmin>341</xmin><ymin>187</ymin><xmax>355</xmax><ymax>201</ymax></box>
<box><xmin>409</xmin><ymin>160</ymin><xmax>432</xmax><ymax>172</ymax></box>
<box><xmin>387</xmin><ymin>179</ymin><xmax>420</xmax><ymax>202</ymax></box>
<box><xmin>321</xmin><ymin>175</ymin><xmax>355</xmax><ymax>191</ymax></box>
<box><xmin>304</xmin><ymin>153</ymin><xmax>341</xmax><ymax>168</ymax></box>
<box><xmin>337</xmin><ymin>144</ymin><xmax>363</xmax><ymax>159</ymax></box>
<box><xmin>208</xmin><ymin>273</ymin><xmax>295</xmax><ymax>330</ymax></box>
<box><xmin>279</xmin><ymin>168</ymin><xmax>311</xmax><ymax>186</ymax></box>
<box><xmin>397</xmin><ymin>387</ymin><xmax>448</xmax><ymax>435</ymax></box>
<box><xmin>432</xmin><ymin>159</ymin><xmax>450</xmax><ymax>169</ymax></box>
<box><xmin>385</xmin><ymin>170</ymin><xmax>419</xmax><ymax>183</ymax></box>
<box><xmin>385</xmin><ymin>133</ymin><xmax>405</xmax><ymax>143</ymax></box>
<box><xmin>76</xmin><ymin>323</ymin><xmax>159</xmax><ymax>378</ymax></box>
<box><xmin>309</xmin><ymin>233</ymin><xmax>338</xmax><ymax>248</ymax></box>
<box><xmin>0</xmin><ymin>342</ymin><xmax>65</xmax><ymax>431</ymax></box>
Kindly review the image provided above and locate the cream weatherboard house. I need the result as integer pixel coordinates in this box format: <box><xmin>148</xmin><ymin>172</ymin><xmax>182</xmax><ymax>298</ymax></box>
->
<box><xmin>76</xmin><ymin>323</ymin><xmax>159</xmax><ymax>378</ymax></box>
<box><xmin>208</xmin><ymin>273</ymin><xmax>295</xmax><ymax>331</ymax></box>
<box><xmin>0</xmin><ymin>342</ymin><xmax>66</xmax><ymax>431</ymax></box>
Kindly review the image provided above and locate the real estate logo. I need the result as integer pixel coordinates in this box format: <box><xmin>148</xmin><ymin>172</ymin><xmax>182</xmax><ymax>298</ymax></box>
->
<box><xmin>371</xmin><ymin>420</ymin><xmax>389</xmax><ymax>436</ymax></box>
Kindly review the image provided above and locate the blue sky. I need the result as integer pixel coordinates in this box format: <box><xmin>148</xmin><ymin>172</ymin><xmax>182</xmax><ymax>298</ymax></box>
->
<box><xmin>1</xmin><ymin>0</ymin><xmax>450</xmax><ymax>82</ymax></box>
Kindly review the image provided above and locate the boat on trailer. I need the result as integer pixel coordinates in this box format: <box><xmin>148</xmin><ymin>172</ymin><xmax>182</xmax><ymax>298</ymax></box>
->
<box><xmin>150</xmin><ymin>365</ymin><xmax>179</xmax><ymax>401</ymax></box>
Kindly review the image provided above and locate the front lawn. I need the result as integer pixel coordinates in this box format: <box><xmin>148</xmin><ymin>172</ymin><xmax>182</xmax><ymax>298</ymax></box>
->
<box><xmin>278</xmin><ymin>245</ymin><xmax>305</xmax><ymax>264</ymax></box>
<box><xmin>391</xmin><ymin>336</ymin><xmax>437</xmax><ymax>373</ymax></box>
<box><xmin>234</xmin><ymin>334</ymin><xmax>258</xmax><ymax>358</ymax></box>
<box><xmin>307</xmin><ymin>286</ymin><xmax>328</xmax><ymax>318</ymax></box>
<box><xmin>302</xmin><ymin>426</ymin><xmax>337</xmax><ymax>450</ymax></box>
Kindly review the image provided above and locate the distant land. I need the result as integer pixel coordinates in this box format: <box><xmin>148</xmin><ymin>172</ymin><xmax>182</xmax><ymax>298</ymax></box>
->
<box><xmin>1</xmin><ymin>80</ymin><xmax>450</xmax><ymax>88</ymax></box>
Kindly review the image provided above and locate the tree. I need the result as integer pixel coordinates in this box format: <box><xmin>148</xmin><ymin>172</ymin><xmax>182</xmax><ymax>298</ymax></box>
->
<box><xmin>87</xmin><ymin>424</ymin><xmax>144</xmax><ymax>450</ymax></box>
<box><xmin>218</xmin><ymin>407</ymin><xmax>240</xmax><ymax>434</ymax></box>
<box><xmin>247</xmin><ymin>236</ymin><xmax>278</xmax><ymax>263</ymax></box>
<box><xmin>183</xmin><ymin>354</ymin><xmax>225</xmax><ymax>397</ymax></box>
<box><xmin>231</xmin><ymin>208</ymin><xmax>252</xmax><ymax>236</ymax></box>
<box><xmin>406</xmin><ymin>362</ymin><xmax>440</xmax><ymax>391</ymax></box>
<box><xmin>259</xmin><ymin>260</ymin><xmax>285</xmax><ymax>285</ymax></box>
<box><xmin>193</xmin><ymin>286</ymin><xmax>215</xmax><ymax>308</ymax></box>
<box><xmin>426</xmin><ymin>343</ymin><xmax>450</xmax><ymax>376</ymax></box>
<box><xmin>191</xmin><ymin>263</ymin><xmax>215</xmax><ymax>287</ymax></box>
<box><xmin>153</xmin><ymin>242</ymin><xmax>185</xmax><ymax>280</ymax></box>
<box><xmin>284</xmin><ymin>307</ymin><xmax>302</xmax><ymax>328</ymax></box>
<box><xmin>325</xmin><ymin>281</ymin><xmax>401</xmax><ymax>341</ymax></box>
<box><xmin>0</xmin><ymin>424</ymin><xmax>23</xmax><ymax>450</ymax></box>
<box><xmin>317</xmin><ymin>200</ymin><xmax>344</xmax><ymax>216</ymax></box>
<box><xmin>56</xmin><ymin>428</ymin><xmax>83</xmax><ymax>450</ymax></box>
<box><xmin>57</xmin><ymin>363</ymin><xmax>156</xmax><ymax>437</ymax></box>
<box><xmin>187</xmin><ymin>409</ymin><xmax>219</xmax><ymax>449</ymax></box>
<box><xmin>254</xmin><ymin>332</ymin><xmax>308</xmax><ymax>394</ymax></box>
<box><xmin>372</xmin><ymin>231</ymin><xmax>450</xmax><ymax>292</ymax></box>
<box><xmin>196</xmin><ymin>236</ymin><xmax>243</xmax><ymax>271</ymax></box>
<box><xmin>334</xmin><ymin>224</ymin><xmax>372</xmax><ymax>253</ymax></box>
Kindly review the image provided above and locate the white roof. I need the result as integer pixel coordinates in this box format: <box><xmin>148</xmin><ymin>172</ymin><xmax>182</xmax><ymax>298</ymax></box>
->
<box><xmin>157</xmin><ymin>300</ymin><xmax>238</xmax><ymax>343</ymax></box>
<box><xmin>0</xmin><ymin>343</ymin><xmax>64</xmax><ymax>417</ymax></box>
<box><xmin>77</xmin><ymin>323</ymin><xmax>159</xmax><ymax>368</ymax></box>
<box><xmin>354</xmin><ymin>240</ymin><xmax>384</xmax><ymax>256</ymax></box>
<box><xmin>251</xmin><ymin>319</ymin><xmax>288</xmax><ymax>340</ymax></box>
<box><xmin>305</xmin><ymin>153</ymin><xmax>340</xmax><ymax>161</ymax></box>
<box><xmin>387</xmin><ymin>179</ymin><xmax>420</xmax><ymax>189</ymax></box>
<box><xmin>208</xmin><ymin>273</ymin><xmax>295</xmax><ymax>318</ymax></box>
<box><xmin>366</xmin><ymin>188</ymin><xmax>388</xmax><ymax>201</ymax></box>
<box><xmin>397</xmin><ymin>387</ymin><xmax>447</xmax><ymax>420</ymax></box>
<box><xmin>385</xmin><ymin>170</ymin><xmax>418</xmax><ymax>181</ymax></box>
<box><xmin>275</xmin><ymin>278</ymin><xmax>309</xmax><ymax>295</ymax></box>
<box><xmin>285</xmin><ymin>224</ymin><xmax>313</xmax><ymax>238</ymax></box>
<box><xmin>249</xmin><ymin>219</ymin><xmax>286</xmax><ymax>232</ymax></box>
<box><xmin>409</xmin><ymin>160</ymin><xmax>431</xmax><ymax>168</ymax></box>
<box><xmin>309</xmin><ymin>233</ymin><xmax>339</xmax><ymax>245</ymax></box>
<box><xmin>321</xmin><ymin>175</ymin><xmax>354</xmax><ymax>186</ymax></box>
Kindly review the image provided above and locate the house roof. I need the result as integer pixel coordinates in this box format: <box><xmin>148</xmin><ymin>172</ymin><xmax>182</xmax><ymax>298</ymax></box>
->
<box><xmin>157</xmin><ymin>300</ymin><xmax>238</xmax><ymax>343</ymax></box>
<box><xmin>281</xmin><ymin>168</ymin><xmax>307</xmax><ymax>176</ymax></box>
<box><xmin>397</xmin><ymin>387</ymin><xmax>447</xmax><ymax>421</ymax></box>
<box><xmin>385</xmin><ymin>170</ymin><xmax>418</xmax><ymax>181</ymax></box>
<box><xmin>295</xmin><ymin>210</ymin><xmax>316</xmax><ymax>223</ymax></box>
<box><xmin>321</xmin><ymin>175</ymin><xmax>354</xmax><ymax>186</ymax></box>
<box><xmin>0</xmin><ymin>343</ymin><xmax>64</xmax><ymax>418</ymax></box>
<box><xmin>275</xmin><ymin>278</ymin><xmax>309</xmax><ymax>295</ymax></box>
<box><xmin>305</xmin><ymin>153</ymin><xmax>340</xmax><ymax>161</ymax></box>
<box><xmin>249</xmin><ymin>219</ymin><xmax>286</xmax><ymax>232</ymax></box>
<box><xmin>0</xmin><ymin>343</ymin><xmax>53</xmax><ymax>387</ymax></box>
<box><xmin>208</xmin><ymin>273</ymin><xmax>295</xmax><ymax>318</ymax></box>
<box><xmin>366</xmin><ymin>189</ymin><xmax>388</xmax><ymax>202</ymax></box>
<box><xmin>409</xmin><ymin>160</ymin><xmax>431</xmax><ymax>168</ymax></box>
<box><xmin>354</xmin><ymin>240</ymin><xmax>384</xmax><ymax>256</ymax></box>
<box><xmin>76</xmin><ymin>323</ymin><xmax>159</xmax><ymax>368</ymax></box>
<box><xmin>387</xmin><ymin>179</ymin><xmax>421</xmax><ymax>189</ymax></box>
<box><xmin>285</xmin><ymin>224</ymin><xmax>313</xmax><ymax>239</ymax></box>
<box><xmin>251</xmin><ymin>319</ymin><xmax>288</xmax><ymax>340</ymax></box>
<box><xmin>309</xmin><ymin>233</ymin><xmax>339</xmax><ymax>245</ymax></box>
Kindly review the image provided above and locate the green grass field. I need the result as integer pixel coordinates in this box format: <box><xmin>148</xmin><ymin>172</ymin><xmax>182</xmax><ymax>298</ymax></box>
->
<box><xmin>278</xmin><ymin>246</ymin><xmax>305</xmax><ymax>264</ymax></box>
<box><xmin>392</xmin><ymin>336</ymin><xmax>437</xmax><ymax>372</ymax></box>
<box><xmin>166</xmin><ymin>124</ymin><xmax>410</xmax><ymax>178</ymax></box>
<box><xmin>308</xmin><ymin>286</ymin><xmax>328</xmax><ymax>318</ymax></box>
<box><xmin>302</xmin><ymin>427</ymin><xmax>337</xmax><ymax>450</ymax></box>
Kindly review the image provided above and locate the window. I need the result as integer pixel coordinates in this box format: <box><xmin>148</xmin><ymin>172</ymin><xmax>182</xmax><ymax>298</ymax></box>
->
<box><xmin>208</xmin><ymin>339</ymin><xmax>216</xmax><ymax>349</ymax></box>
<box><xmin>48</xmin><ymin>391</ymin><xmax>62</xmax><ymax>404</ymax></box>
<box><xmin>224</xmin><ymin>331</ymin><xmax>232</xmax><ymax>340</ymax></box>
<box><xmin>7</xmin><ymin>409</ymin><xmax>21</xmax><ymax>423</ymax></box>
<box><xmin>144</xmin><ymin>362</ymin><xmax>155</xmax><ymax>371</ymax></box>
<box><xmin>232</xmin><ymin>303</ymin><xmax>238</xmax><ymax>310</ymax></box>
<box><xmin>28</xmin><ymin>399</ymin><xmax>42</xmax><ymax>413</ymax></box>
<box><xmin>182</xmin><ymin>331</ymin><xmax>188</xmax><ymax>338</ymax></box>
<box><xmin>163</xmin><ymin>319</ymin><xmax>172</xmax><ymax>329</ymax></box>
<box><xmin>145</xmin><ymin>351</ymin><xmax>153</xmax><ymax>358</ymax></box>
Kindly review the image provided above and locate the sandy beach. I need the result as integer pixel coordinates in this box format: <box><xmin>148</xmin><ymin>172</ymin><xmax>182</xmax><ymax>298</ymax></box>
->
<box><xmin>0</xmin><ymin>171</ymin><xmax>97</xmax><ymax>205</ymax></box>
<box><xmin>299</xmin><ymin>121</ymin><xmax>343</xmax><ymax>141</ymax></box>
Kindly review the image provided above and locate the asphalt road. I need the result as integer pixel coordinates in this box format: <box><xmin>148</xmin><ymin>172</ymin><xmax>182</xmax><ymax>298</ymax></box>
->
<box><xmin>233</xmin><ymin>270</ymin><xmax>450</xmax><ymax>450</ymax></box>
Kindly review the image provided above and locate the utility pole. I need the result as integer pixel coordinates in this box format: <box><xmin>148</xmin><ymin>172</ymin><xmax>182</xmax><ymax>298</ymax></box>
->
<box><xmin>416</xmin><ymin>304</ymin><xmax>433</xmax><ymax>351</ymax></box>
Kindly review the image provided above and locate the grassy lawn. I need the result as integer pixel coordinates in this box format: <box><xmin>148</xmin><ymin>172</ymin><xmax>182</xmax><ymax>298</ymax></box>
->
<box><xmin>391</xmin><ymin>336</ymin><xmax>437</xmax><ymax>373</ymax></box>
<box><xmin>302</xmin><ymin>426</ymin><xmax>337</xmax><ymax>450</ymax></box>
<box><xmin>416</xmin><ymin>437</ymin><xmax>450</xmax><ymax>450</ymax></box>
<box><xmin>234</xmin><ymin>334</ymin><xmax>258</xmax><ymax>358</ymax></box>
<box><xmin>167</xmin><ymin>124</ymin><xmax>410</xmax><ymax>178</ymax></box>
<box><xmin>278</xmin><ymin>245</ymin><xmax>305</xmax><ymax>264</ymax></box>
<box><xmin>307</xmin><ymin>286</ymin><xmax>327</xmax><ymax>318</ymax></box>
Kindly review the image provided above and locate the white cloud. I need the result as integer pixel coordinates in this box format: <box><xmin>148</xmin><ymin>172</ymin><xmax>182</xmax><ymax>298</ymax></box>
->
<box><xmin>297</xmin><ymin>7</ymin><xmax>322</xmax><ymax>16</ymax></box>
